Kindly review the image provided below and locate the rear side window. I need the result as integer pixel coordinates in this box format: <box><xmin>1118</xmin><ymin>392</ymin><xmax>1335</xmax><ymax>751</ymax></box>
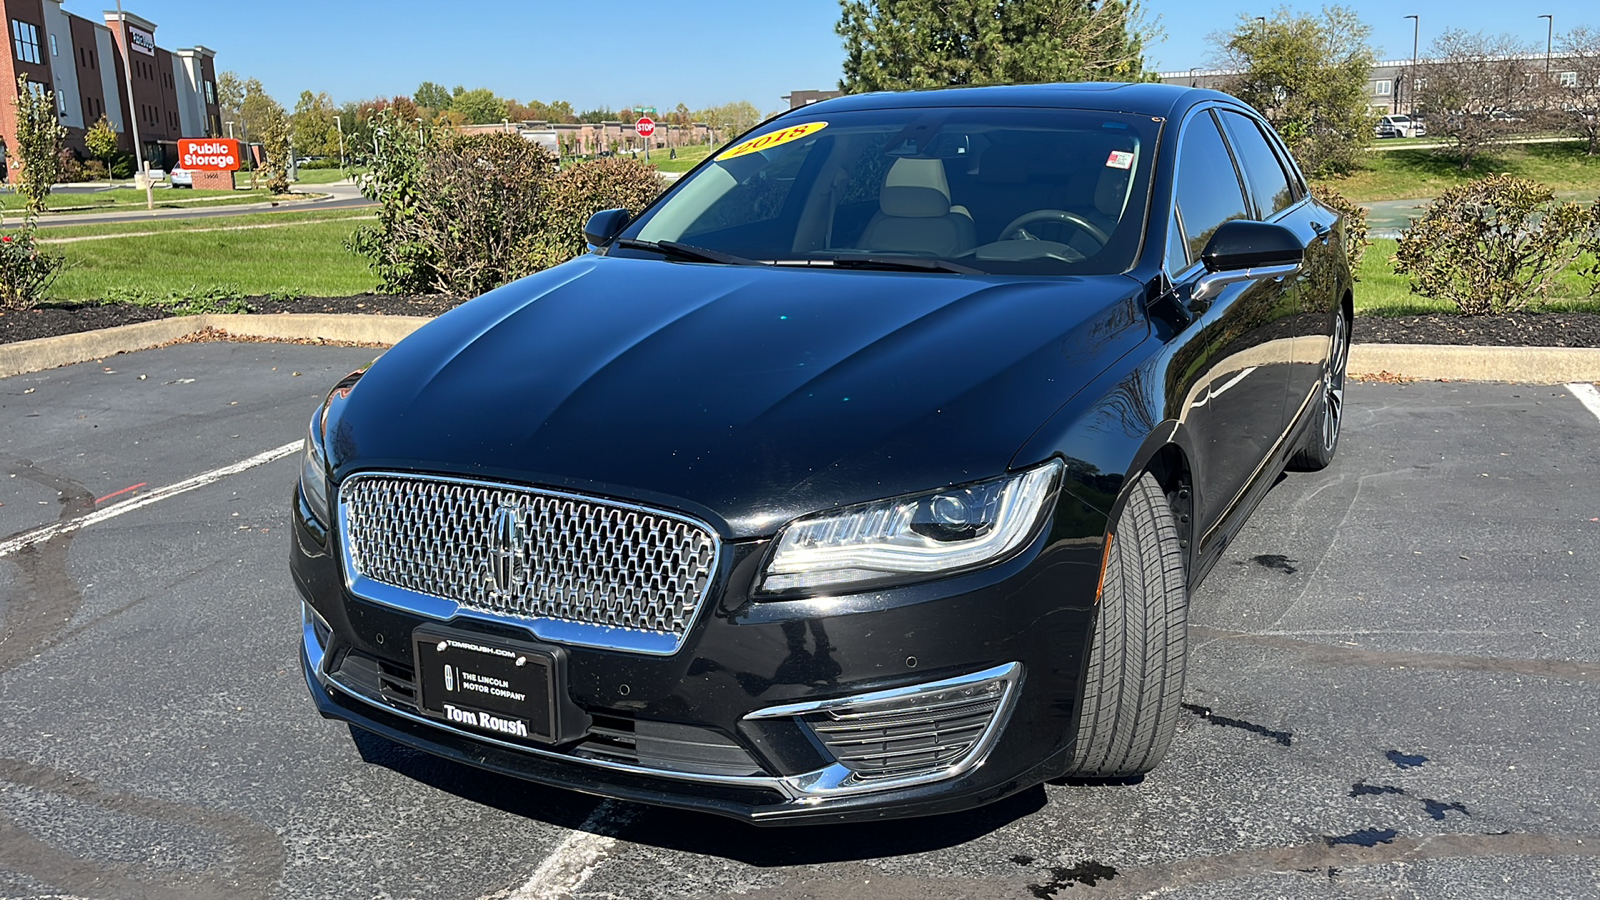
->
<box><xmin>1174</xmin><ymin>112</ymin><xmax>1249</xmax><ymax>262</ymax></box>
<box><xmin>1219</xmin><ymin>111</ymin><xmax>1295</xmax><ymax>218</ymax></box>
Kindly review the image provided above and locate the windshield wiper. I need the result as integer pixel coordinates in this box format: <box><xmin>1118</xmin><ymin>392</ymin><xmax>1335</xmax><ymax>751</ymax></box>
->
<box><xmin>783</xmin><ymin>255</ymin><xmax>982</xmax><ymax>275</ymax></box>
<box><xmin>613</xmin><ymin>239</ymin><xmax>764</xmax><ymax>267</ymax></box>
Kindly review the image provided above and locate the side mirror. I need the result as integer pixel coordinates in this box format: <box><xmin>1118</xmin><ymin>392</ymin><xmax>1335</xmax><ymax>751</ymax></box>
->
<box><xmin>1190</xmin><ymin>220</ymin><xmax>1304</xmax><ymax>305</ymax></box>
<box><xmin>584</xmin><ymin>208</ymin><xmax>631</xmax><ymax>247</ymax></box>
<box><xmin>1200</xmin><ymin>220</ymin><xmax>1304</xmax><ymax>272</ymax></box>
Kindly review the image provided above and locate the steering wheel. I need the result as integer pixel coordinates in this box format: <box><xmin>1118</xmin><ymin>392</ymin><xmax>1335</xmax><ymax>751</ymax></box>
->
<box><xmin>998</xmin><ymin>209</ymin><xmax>1111</xmax><ymax>246</ymax></box>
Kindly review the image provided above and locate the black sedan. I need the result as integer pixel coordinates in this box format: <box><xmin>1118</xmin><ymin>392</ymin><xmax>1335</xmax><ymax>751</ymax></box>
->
<box><xmin>292</xmin><ymin>82</ymin><xmax>1352</xmax><ymax>825</ymax></box>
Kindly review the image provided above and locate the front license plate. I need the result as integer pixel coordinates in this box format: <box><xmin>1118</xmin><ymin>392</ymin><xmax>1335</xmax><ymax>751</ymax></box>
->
<box><xmin>412</xmin><ymin>624</ymin><xmax>559</xmax><ymax>743</ymax></box>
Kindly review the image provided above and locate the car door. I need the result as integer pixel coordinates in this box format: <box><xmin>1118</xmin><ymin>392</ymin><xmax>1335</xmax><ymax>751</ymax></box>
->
<box><xmin>1165</xmin><ymin>109</ymin><xmax>1296</xmax><ymax>549</ymax></box>
<box><xmin>1215</xmin><ymin>109</ymin><xmax>1330</xmax><ymax>427</ymax></box>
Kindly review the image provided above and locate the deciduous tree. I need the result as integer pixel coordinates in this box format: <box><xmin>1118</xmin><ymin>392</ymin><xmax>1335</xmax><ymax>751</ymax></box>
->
<box><xmin>414</xmin><ymin>81</ymin><xmax>452</xmax><ymax>112</ymax></box>
<box><xmin>1417</xmin><ymin>30</ymin><xmax>1541</xmax><ymax>170</ymax></box>
<box><xmin>1210</xmin><ymin>5</ymin><xmax>1375</xmax><ymax>177</ymax></box>
<box><xmin>836</xmin><ymin>0</ymin><xmax>1153</xmax><ymax>92</ymax></box>
<box><xmin>85</xmin><ymin>114</ymin><xmax>118</xmax><ymax>184</ymax></box>
<box><xmin>1555</xmin><ymin>27</ymin><xmax>1600</xmax><ymax>155</ymax></box>
<box><xmin>451</xmin><ymin>88</ymin><xmax>509</xmax><ymax>125</ymax></box>
<box><xmin>291</xmin><ymin>90</ymin><xmax>339</xmax><ymax>159</ymax></box>
<box><xmin>13</xmin><ymin>76</ymin><xmax>65</xmax><ymax>219</ymax></box>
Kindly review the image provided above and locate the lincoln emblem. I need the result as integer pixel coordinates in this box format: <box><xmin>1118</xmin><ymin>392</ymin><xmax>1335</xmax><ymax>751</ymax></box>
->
<box><xmin>487</xmin><ymin>503</ymin><xmax>528</xmax><ymax>596</ymax></box>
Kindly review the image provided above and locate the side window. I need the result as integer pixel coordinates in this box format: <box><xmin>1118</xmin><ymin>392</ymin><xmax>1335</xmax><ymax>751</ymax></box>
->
<box><xmin>1219</xmin><ymin>111</ymin><xmax>1295</xmax><ymax>218</ymax></box>
<box><xmin>1173</xmin><ymin>112</ymin><xmax>1249</xmax><ymax>262</ymax></box>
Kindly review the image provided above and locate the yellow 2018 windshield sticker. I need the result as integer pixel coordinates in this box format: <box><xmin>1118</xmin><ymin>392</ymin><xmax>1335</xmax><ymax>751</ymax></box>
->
<box><xmin>717</xmin><ymin>122</ymin><xmax>829</xmax><ymax>160</ymax></box>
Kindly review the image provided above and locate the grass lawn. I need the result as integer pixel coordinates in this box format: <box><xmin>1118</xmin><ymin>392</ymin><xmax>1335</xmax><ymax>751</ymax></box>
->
<box><xmin>48</xmin><ymin>215</ymin><xmax>377</xmax><ymax>301</ymax></box>
<box><xmin>35</xmin><ymin>208</ymin><xmax>373</xmax><ymax>242</ymax></box>
<box><xmin>1354</xmin><ymin>238</ymin><xmax>1600</xmax><ymax>316</ymax></box>
<box><xmin>1321</xmin><ymin>140</ymin><xmax>1600</xmax><ymax>203</ymax></box>
<box><xmin>290</xmin><ymin>167</ymin><xmax>363</xmax><ymax>185</ymax></box>
<box><xmin>648</xmin><ymin>144</ymin><xmax>715</xmax><ymax>173</ymax></box>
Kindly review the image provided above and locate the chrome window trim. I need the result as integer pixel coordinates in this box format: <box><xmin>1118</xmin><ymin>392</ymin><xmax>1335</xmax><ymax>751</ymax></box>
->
<box><xmin>303</xmin><ymin>604</ymin><xmax>1021</xmax><ymax>805</ymax></box>
<box><xmin>336</xmin><ymin>471</ymin><xmax>723</xmax><ymax>657</ymax></box>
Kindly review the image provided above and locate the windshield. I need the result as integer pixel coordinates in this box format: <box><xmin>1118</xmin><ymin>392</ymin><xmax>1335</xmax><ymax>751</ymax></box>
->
<box><xmin>618</xmin><ymin>107</ymin><xmax>1161</xmax><ymax>276</ymax></box>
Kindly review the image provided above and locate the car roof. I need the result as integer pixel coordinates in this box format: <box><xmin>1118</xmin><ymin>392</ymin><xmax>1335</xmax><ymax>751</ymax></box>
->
<box><xmin>794</xmin><ymin>82</ymin><xmax>1233</xmax><ymax>121</ymax></box>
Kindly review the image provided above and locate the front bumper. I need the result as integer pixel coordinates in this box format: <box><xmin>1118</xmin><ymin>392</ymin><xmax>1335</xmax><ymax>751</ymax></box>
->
<box><xmin>293</xmin><ymin>486</ymin><xmax>1109</xmax><ymax>825</ymax></box>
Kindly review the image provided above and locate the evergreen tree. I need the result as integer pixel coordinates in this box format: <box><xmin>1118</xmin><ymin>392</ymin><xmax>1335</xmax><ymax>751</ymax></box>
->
<box><xmin>836</xmin><ymin>0</ymin><xmax>1152</xmax><ymax>93</ymax></box>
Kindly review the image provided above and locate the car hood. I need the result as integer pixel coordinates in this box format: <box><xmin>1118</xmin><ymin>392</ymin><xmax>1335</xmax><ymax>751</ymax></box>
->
<box><xmin>329</xmin><ymin>255</ymin><xmax>1147</xmax><ymax>539</ymax></box>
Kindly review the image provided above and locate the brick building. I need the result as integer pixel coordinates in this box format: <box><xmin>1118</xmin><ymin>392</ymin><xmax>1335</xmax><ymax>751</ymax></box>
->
<box><xmin>0</xmin><ymin>1</ymin><xmax>220</xmax><ymax>179</ymax></box>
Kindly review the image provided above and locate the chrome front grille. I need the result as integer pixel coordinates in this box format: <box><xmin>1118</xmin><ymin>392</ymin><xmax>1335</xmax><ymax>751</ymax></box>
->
<box><xmin>339</xmin><ymin>473</ymin><xmax>719</xmax><ymax>654</ymax></box>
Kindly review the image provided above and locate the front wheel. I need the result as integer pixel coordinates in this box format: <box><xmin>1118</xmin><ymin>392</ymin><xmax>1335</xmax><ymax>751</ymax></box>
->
<box><xmin>1063</xmin><ymin>472</ymin><xmax>1188</xmax><ymax>778</ymax></box>
<box><xmin>1290</xmin><ymin>311</ymin><xmax>1349</xmax><ymax>471</ymax></box>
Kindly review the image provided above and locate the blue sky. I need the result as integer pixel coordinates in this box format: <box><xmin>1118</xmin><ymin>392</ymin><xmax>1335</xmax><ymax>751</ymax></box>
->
<box><xmin>82</xmin><ymin>0</ymin><xmax>1597</xmax><ymax>112</ymax></box>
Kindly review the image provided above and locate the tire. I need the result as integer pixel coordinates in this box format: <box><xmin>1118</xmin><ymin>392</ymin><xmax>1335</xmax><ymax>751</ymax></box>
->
<box><xmin>1064</xmin><ymin>471</ymin><xmax>1188</xmax><ymax>778</ymax></box>
<box><xmin>1289</xmin><ymin>310</ymin><xmax>1349</xmax><ymax>472</ymax></box>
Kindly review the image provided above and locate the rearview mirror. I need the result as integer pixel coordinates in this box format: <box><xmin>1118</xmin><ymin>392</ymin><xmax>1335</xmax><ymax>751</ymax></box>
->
<box><xmin>584</xmin><ymin>209</ymin><xmax>631</xmax><ymax>247</ymax></box>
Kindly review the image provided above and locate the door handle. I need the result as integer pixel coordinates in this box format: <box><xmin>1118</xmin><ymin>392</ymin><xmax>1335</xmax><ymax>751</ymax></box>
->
<box><xmin>1309</xmin><ymin>221</ymin><xmax>1331</xmax><ymax>242</ymax></box>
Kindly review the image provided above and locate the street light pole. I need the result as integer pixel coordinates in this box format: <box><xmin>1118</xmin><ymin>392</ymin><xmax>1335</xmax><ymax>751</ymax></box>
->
<box><xmin>1538</xmin><ymin>14</ymin><xmax>1553</xmax><ymax>74</ymax></box>
<box><xmin>114</xmin><ymin>0</ymin><xmax>152</xmax><ymax>210</ymax></box>
<box><xmin>1405</xmin><ymin>15</ymin><xmax>1419</xmax><ymax>116</ymax></box>
<box><xmin>333</xmin><ymin>114</ymin><xmax>345</xmax><ymax>176</ymax></box>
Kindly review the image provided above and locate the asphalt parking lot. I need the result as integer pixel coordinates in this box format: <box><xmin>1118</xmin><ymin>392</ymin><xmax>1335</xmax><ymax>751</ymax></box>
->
<box><xmin>2</xmin><ymin>342</ymin><xmax>1598</xmax><ymax>900</ymax></box>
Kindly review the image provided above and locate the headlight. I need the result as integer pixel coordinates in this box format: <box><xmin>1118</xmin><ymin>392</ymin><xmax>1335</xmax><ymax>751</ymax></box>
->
<box><xmin>298</xmin><ymin>407</ymin><xmax>332</xmax><ymax>527</ymax></box>
<box><xmin>758</xmin><ymin>459</ymin><xmax>1063</xmax><ymax>594</ymax></box>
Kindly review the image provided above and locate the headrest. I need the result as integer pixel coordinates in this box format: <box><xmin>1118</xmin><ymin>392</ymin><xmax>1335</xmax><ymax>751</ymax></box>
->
<box><xmin>879</xmin><ymin>157</ymin><xmax>952</xmax><ymax>218</ymax></box>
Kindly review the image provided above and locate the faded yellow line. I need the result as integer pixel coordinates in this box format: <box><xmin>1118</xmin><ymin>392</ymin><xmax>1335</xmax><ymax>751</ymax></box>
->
<box><xmin>36</xmin><ymin>214</ymin><xmax>375</xmax><ymax>244</ymax></box>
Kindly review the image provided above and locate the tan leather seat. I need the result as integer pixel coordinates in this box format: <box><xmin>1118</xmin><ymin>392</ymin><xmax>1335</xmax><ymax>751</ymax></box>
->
<box><xmin>857</xmin><ymin>158</ymin><xmax>977</xmax><ymax>257</ymax></box>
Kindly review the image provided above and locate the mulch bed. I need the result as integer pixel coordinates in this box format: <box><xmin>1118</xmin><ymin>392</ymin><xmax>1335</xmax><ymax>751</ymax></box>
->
<box><xmin>0</xmin><ymin>294</ymin><xmax>463</xmax><ymax>346</ymax></box>
<box><xmin>2</xmin><ymin>295</ymin><xmax>1598</xmax><ymax>349</ymax></box>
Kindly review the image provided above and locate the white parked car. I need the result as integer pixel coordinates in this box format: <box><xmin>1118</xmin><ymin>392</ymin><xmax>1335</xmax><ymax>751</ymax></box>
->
<box><xmin>1375</xmin><ymin>115</ymin><xmax>1426</xmax><ymax>139</ymax></box>
<box><xmin>169</xmin><ymin>166</ymin><xmax>193</xmax><ymax>188</ymax></box>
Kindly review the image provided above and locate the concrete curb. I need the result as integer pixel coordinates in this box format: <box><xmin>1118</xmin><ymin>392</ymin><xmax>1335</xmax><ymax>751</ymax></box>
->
<box><xmin>2</xmin><ymin>315</ymin><xmax>1598</xmax><ymax>383</ymax></box>
<box><xmin>0</xmin><ymin>314</ymin><xmax>433</xmax><ymax>379</ymax></box>
<box><xmin>1349</xmin><ymin>343</ymin><xmax>1600</xmax><ymax>384</ymax></box>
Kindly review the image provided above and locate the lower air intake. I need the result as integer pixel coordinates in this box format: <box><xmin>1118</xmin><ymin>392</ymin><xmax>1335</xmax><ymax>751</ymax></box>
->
<box><xmin>792</xmin><ymin>663</ymin><xmax>1020</xmax><ymax>783</ymax></box>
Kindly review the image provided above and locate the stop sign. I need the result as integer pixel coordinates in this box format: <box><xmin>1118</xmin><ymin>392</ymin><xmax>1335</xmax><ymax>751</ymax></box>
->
<box><xmin>635</xmin><ymin>117</ymin><xmax>656</xmax><ymax>138</ymax></box>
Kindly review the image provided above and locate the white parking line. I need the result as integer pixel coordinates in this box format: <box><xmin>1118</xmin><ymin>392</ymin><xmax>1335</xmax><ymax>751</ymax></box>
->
<box><xmin>1568</xmin><ymin>383</ymin><xmax>1600</xmax><ymax>426</ymax></box>
<box><xmin>496</xmin><ymin>800</ymin><xmax>638</xmax><ymax>900</ymax></box>
<box><xmin>0</xmin><ymin>441</ymin><xmax>300</xmax><ymax>559</ymax></box>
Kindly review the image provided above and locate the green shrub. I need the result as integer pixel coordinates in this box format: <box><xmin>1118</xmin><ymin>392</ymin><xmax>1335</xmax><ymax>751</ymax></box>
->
<box><xmin>81</xmin><ymin>159</ymin><xmax>107</xmax><ymax>181</ymax></box>
<box><xmin>1393</xmin><ymin>174</ymin><xmax>1598</xmax><ymax>315</ymax></box>
<box><xmin>0</xmin><ymin>227</ymin><xmax>66</xmax><ymax>309</ymax></box>
<box><xmin>56</xmin><ymin>147</ymin><xmax>84</xmax><ymax>184</ymax></box>
<box><xmin>350</xmin><ymin>131</ymin><xmax>663</xmax><ymax>295</ymax></box>
<box><xmin>405</xmin><ymin>131</ymin><xmax>557</xmax><ymax>296</ymax></box>
<box><xmin>346</xmin><ymin>109</ymin><xmax>432</xmax><ymax>293</ymax></box>
<box><xmin>108</xmin><ymin>150</ymin><xmax>134</xmax><ymax>179</ymax></box>
<box><xmin>1310</xmin><ymin>183</ymin><xmax>1369</xmax><ymax>272</ymax></box>
<box><xmin>522</xmin><ymin>158</ymin><xmax>663</xmax><ymax>272</ymax></box>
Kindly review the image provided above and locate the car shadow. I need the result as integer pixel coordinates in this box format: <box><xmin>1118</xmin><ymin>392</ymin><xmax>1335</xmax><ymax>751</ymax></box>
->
<box><xmin>349</xmin><ymin>725</ymin><xmax>1047</xmax><ymax>863</ymax></box>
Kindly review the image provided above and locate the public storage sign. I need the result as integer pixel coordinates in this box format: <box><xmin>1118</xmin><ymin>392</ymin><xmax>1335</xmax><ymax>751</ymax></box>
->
<box><xmin>178</xmin><ymin>139</ymin><xmax>242</xmax><ymax>171</ymax></box>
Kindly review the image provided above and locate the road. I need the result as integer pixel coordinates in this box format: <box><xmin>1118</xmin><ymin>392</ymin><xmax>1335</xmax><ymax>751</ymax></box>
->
<box><xmin>2</xmin><ymin>344</ymin><xmax>1598</xmax><ymax>899</ymax></box>
<box><xmin>28</xmin><ymin>181</ymin><xmax>374</xmax><ymax>229</ymax></box>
